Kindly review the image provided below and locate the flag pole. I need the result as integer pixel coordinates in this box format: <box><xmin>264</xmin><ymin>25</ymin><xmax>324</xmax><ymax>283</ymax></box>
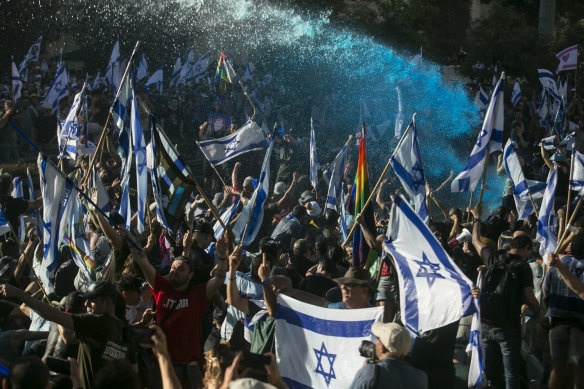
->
<box><xmin>7</xmin><ymin>121</ymin><xmax>144</xmax><ymax>253</ymax></box>
<box><xmin>195</xmin><ymin>142</ymin><xmax>228</xmax><ymax>188</ymax></box>
<box><xmin>138</xmin><ymin>101</ymin><xmax>229</xmax><ymax>232</ymax></box>
<box><xmin>82</xmin><ymin>40</ymin><xmax>141</xmax><ymax>187</ymax></box>
<box><xmin>342</xmin><ymin>115</ymin><xmax>416</xmax><ymax>247</ymax></box>
<box><xmin>466</xmin><ymin>191</ymin><xmax>474</xmax><ymax>223</ymax></box>
<box><xmin>238</xmin><ymin>81</ymin><xmax>257</xmax><ymax>120</ymax></box>
<box><xmin>565</xmin><ymin>151</ymin><xmax>575</xmax><ymax>232</ymax></box>
<box><xmin>555</xmin><ymin>194</ymin><xmax>584</xmax><ymax>253</ymax></box>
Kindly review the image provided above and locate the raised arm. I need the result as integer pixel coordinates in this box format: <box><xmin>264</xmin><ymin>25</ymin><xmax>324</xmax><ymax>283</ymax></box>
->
<box><xmin>0</xmin><ymin>284</ymin><xmax>74</xmax><ymax>329</ymax></box>
<box><xmin>470</xmin><ymin>202</ymin><xmax>486</xmax><ymax>256</ymax></box>
<box><xmin>258</xmin><ymin>254</ymin><xmax>277</xmax><ymax>317</ymax></box>
<box><xmin>206</xmin><ymin>231</ymin><xmax>230</xmax><ymax>300</ymax></box>
<box><xmin>131</xmin><ymin>244</ymin><xmax>157</xmax><ymax>288</ymax></box>
<box><xmin>548</xmin><ymin>253</ymin><xmax>584</xmax><ymax>299</ymax></box>
<box><xmin>226</xmin><ymin>244</ymin><xmax>250</xmax><ymax>315</ymax></box>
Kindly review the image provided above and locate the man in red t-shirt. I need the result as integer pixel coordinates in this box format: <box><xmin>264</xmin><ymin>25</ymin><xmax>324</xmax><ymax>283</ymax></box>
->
<box><xmin>132</xmin><ymin>232</ymin><xmax>231</xmax><ymax>388</ymax></box>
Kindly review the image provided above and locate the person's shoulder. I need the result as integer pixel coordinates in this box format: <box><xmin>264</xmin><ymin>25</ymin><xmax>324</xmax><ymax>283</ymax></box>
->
<box><xmin>327</xmin><ymin>302</ymin><xmax>346</xmax><ymax>309</ymax></box>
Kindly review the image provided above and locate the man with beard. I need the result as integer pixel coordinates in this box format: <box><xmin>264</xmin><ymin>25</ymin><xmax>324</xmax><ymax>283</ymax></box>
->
<box><xmin>131</xmin><ymin>233</ymin><xmax>231</xmax><ymax>389</ymax></box>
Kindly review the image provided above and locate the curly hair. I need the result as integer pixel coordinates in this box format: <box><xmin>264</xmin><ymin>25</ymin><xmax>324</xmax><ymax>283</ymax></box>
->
<box><xmin>203</xmin><ymin>343</ymin><xmax>235</xmax><ymax>388</ymax></box>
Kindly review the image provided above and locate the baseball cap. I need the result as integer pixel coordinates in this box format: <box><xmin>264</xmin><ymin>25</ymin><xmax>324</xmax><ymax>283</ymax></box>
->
<box><xmin>371</xmin><ymin>322</ymin><xmax>411</xmax><ymax>357</ymax></box>
<box><xmin>194</xmin><ymin>222</ymin><xmax>215</xmax><ymax>239</ymax></box>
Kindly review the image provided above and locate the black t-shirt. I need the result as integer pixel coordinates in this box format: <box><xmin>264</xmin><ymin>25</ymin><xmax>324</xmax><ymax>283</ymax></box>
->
<box><xmin>0</xmin><ymin>196</ymin><xmax>28</xmax><ymax>232</ymax></box>
<box><xmin>73</xmin><ymin>313</ymin><xmax>136</xmax><ymax>389</ymax></box>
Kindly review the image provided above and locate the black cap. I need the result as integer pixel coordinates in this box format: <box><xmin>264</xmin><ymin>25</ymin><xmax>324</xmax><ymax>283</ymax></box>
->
<box><xmin>81</xmin><ymin>280</ymin><xmax>119</xmax><ymax>301</ymax></box>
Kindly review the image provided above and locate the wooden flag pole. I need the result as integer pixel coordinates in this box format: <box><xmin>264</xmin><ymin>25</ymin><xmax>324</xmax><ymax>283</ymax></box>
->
<box><xmin>83</xmin><ymin>41</ymin><xmax>141</xmax><ymax>187</ymax></box>
<box><xmin>342</xmin><ymin>114</ymin><xmax>416</xmax><ymax>247</ymax></box>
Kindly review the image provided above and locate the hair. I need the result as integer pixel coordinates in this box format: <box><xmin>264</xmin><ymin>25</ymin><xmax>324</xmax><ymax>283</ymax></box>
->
<box><xmin>0</xmin><ymin>173</ymin><xmax>13</xmax><ymax>196</ymax></box>
<box><xmin>6</xmin><ymin>356</ymin><xmax>49</xmax><ymax>389</ymax></box>
<box><xmin>316</xmin><ymin>240</ymin><xmax>328</xmax><ymax>257</ymax></box>
<box><xmin>570</xmin><ymin>233</ymin><xmax>584</xmax><ymax>258</ymax></box>
<box><xmin>115</xmin><ymin>273</ymin><xmax>143</xmax><ymax>294</ymax></box>
<box><xmin>93</xmin><ymin>361</ymin><xmax>141</xmax><ymax>389</ymax></box>
<box><xmin>1</xmin><ymin>238</ymin><xmax>20</xmax><ymax>258</ymax></box>
<box><xmin>510</xmin><ymin>235</ymin><xmax>533</xmax><ymax>251</ymax></box>
<box><xmin>204</xmin><ymin>344</ymin><xmax>235</xmax><ymax>387</ymax></box>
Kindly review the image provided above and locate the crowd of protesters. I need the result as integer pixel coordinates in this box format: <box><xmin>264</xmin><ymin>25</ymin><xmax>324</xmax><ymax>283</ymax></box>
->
<box><xmin>0</xmin><ymin>46</ymin><xmax>583</xmax><ymax>389</ymax></box>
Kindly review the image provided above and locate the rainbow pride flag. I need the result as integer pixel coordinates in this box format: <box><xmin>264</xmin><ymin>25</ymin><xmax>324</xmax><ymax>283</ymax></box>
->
<box><xmin>67</xmin><ymin>235</ymin><xmax>96</xmax><ymax>282</ymax></box>
<box><xmin>214</xmin><ymin>51</ymin><xmax>235</xmax><ymax>96</ymax></box>
<box><xmin>352</xmin><ymin>124</ymin><xmax>377</xmax><ymax>269</ymax></box>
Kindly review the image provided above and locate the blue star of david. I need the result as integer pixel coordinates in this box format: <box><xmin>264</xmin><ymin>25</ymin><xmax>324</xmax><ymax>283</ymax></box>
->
<box><xmin>55</xmin><ymin>81</ymin><xmax>62</xmax><ymax>92</ymax></box>
<box><xmin>475</xmin><ymin>129</ymin><xmax>488</xmax><ymax>147</ymax></box>
<box><xmin>411</xmin><ymin>161</ymin><xmax>425</xmax><ymax>191</ymax></box>
<box><xmin>413</xmin><ymin>252</ymin><xmax>444</xmax><ymax>289</ymax></box>
<box><xmin>225</xmin><ymin>138</ymin><xmax>240</xmax><ymax>155</ymax></box>
<box><xmin>313</xmin><ymin>342</ymin><xmax>336</xmax><ymax>386</ymax></box>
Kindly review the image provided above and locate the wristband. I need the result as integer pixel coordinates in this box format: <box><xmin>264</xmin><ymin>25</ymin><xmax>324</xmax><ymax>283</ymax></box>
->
<box><xmin>227</xmin><ymin>275</ymin><xmax>236</xmax><ymax>281</ymax></box>
<box><xmin>261</xmin><ymin>279</ymin><xmax>272</xmax><ymax>286</ymax></box>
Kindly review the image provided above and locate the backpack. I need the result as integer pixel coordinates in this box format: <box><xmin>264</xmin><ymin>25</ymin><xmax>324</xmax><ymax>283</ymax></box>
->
<box><xmin>480</xmin><ymin>253</ymin><xmax>525</xmax><ymax>326</ymax></box>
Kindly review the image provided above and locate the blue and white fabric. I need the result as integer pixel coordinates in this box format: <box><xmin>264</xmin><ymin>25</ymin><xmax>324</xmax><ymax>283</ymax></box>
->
<box><xmin>536</xmin><ymin>168</ymin><xmax>558</xmax><ymax>259</ymax></box>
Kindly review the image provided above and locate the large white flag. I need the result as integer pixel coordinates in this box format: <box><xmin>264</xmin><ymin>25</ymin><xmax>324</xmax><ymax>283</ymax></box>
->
<box><xmin>191</xmin><ymin>52</ymin><xmax>210</xmax><ymax>84</ymax></box>
<box><xmin>390</xmin><ymin>116</ymin><xmax>428</xmax><ymax>222</ymax></box>
<box><xmin>536</xmin><ymin>168</ymin><xmax>558</xmax><ymax>260</ymax></box>
<box><xmin>570</xmin><ymin>150</ymin><xmax>584</xmax><ymax>195</ymax></box>
<box><xmin>451</xmin><ymin>74</ymin><xmax>504</xmax><ymax>192</ymax></box>
<box><xmin>131</xmin><ymin>79</ymin><xmax>147</xmax><ymax>233</ymax></box>
<box><xmin>324</xmin><ymin>141</ymin><xmax>348</xmax><ymax>212</ymax></box>
<box><xmin>18</xmin><ymin>35</ymin><xmax>42</xmax><ymax>76</ymax></box>
<box><xmin>231</xmin><ymin>133</ymin><xmax>274</xmax><ymax>246</ymax></box>
<box><xmin>145</xmin><ymin>67</ymin><xmax>163</xmax><ymax>95</ymax></box>
<box><xmin>538</xmin><ymin>69</ymin><xmax>560</xmax><ymax>100</ymax></box>
<box><xmin>384</xmin><ymin>196</ymin><xmax>474</xmax><ymax>335</ymax></box>
<box><xmin>178</xmin><ymin>47</ymin><xmax>195</xmax><ymax>85</ymax></box>
<box><xmin>40</xmin><ymin>64</ymin><xmax>68</xmax><ymax>114</ymax></box>
<box><xmin>197</xmin><ymin>119</ymin><xmax>267</xmax><ymax>166</ymax></box>
<box><xmin>309</xmin><ymin>118</ymin><xmax>319</xmax><ymax>191</ymax></box>
<box><xmin>104</xmin><ymin>40</ymin><xmax>121</xmax><ymax>93</ymax></box>
<box><xmin>275</xmin><ymin>294</ymin><xmax>383</xmax><ymax>389</ymax></box>
<box><xmin>37</xmin><ymin>154</ymin><xmax>77</xmax><ymax>294</ymax></box>
<box><xmin>467</xmin><ymin>278</ymin><xmax>486</xmax><ymax>388</ymax></box>
<box><xmin>11</xmin><ymin>58</ymin><xmax>23</xmax><ymax>103</ymax></box>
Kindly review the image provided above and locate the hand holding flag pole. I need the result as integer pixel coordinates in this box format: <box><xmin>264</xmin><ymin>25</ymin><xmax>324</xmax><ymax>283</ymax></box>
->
<box><xmin>342</xmin><ymin>115</ymin><xmax>416</xmax><ymax>247</ymax></box>
<box><xmin>82</xmin><ymin>40</ymin><xmax>141</xmax><ymax>187</ymax></box>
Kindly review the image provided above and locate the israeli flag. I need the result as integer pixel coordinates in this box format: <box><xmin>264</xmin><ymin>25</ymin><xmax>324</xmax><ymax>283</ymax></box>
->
<box><xmin>467</xmin><ymin>277</ymin><xmax>486</xmax><ymax>388</ymax></box>
<box><xmin>136</xmin><ymin>54</ymin><xmax>148</xmax><ymax>81</ymax></box>
<box><xmin>474</xmin><ymin>86</ymin><xmax>489</xmax><ymax>119</ymax></box>
<box><xmin>571</xmin><ymin>151</ymin><xmax>584</xmax><ymax>195</ymax></box>
<box><xmin>37</xmin><ymin>154</ymin><xmax>76</xmax><ymax>294</ymax></box>
<box><xmin>511</xmin><ymin>79</ymin><xmax>522</xmax><ymax>107</ymax></box>
<box><xmin>536</xmin><ymin>169</ymin><xmax>558</xmax><ymax>260</ymax></box>
<box><xmin>178</xmin><ymin>47</ymin><xmax>195</xmax><ymax>85</ymax></box>
<box><xmin>59</xmin><ymin>83</ymin><xmax>86</xmax><ymax>159</ymax></box>
<box><xmin>213</xmin><ymin>196</ymin><xmax>241</xmax><ymax>240</ymax></box>
<box><xmin>324</xmin><ymin>142</ymin><xmax>348</xmax><ymax>211</ymax></box>
<box><xmin>503</xmin><ymin>140</ymin><xmax>546</xmax><ymax>219</ymax></box>
<box><xmin>339</xmin><ymin>186</ymin><xmax>348</xmax><ymax>241</ymax></box>
<box><xmin>104</xmin><ymin>40</ymin><xmax>121</xmax><ymax>93</ymax></box>
<box><xmin>310</xmin><ymin>118</ymin><xmax>319</xmax><ymax>191</ymax></box>
<box><xmin>145</xmin><ymin>67</ymin><xmax>163</xmax><ymax>95</ymax></box>
<box><xmin>93</xmin><ymin>71</ymin><xmax>101</xmax><ymax>90</ymax></box>
<box><xmin>18</xmin><ymin>36</ymin><xmax>42</xmax><ymax>76</ymax></box>
<box><xmin>40</xmin><ymin>64</ymin><xmax>68</xmax><ymax>114</ymax></box>
<box><xmin>11</xmin><ymin>177</ymin><xmax>23</xmax><ymax>199</ymax></box>
<box><xmin>131</xmin><ymin>79</ymin><xmax>147</xmax><ymax>233</ymax></box>
<box><xmin>384</xmin><ymin>196</ymin><xmax>475</xmax><ymax>334</ymax></box>
<box><xmin>452</xmin><ymin>74</ymin><xmax>504</xmax><ymax>192</ymax></box>
<box><xmin>243</xmin><ymin>62</ymin><xmax>254</xmax><ymax>82</ymax></box>
<box><xmin>391</xmin><ymin>116</ymin><xmax>428</xmax><ymax>222</ymax></box>
<box><xmin>538</xmin><ymin>135</ymin><xmax>557</xmax><ymax>150</ymax></box>
<box><xmin>538</xmin><ymin>69</ymin><xmax>560</xmax><ymax>100</ymax></box>
<box><xmin>11</xmin><ymin>58</ymin><xmax>23</xmax><ymax>103</ymax></box>
<box><xmin>197</xmin><ymin>119</ymin><xmax>268</xmax><ymax>166</ymax></box>
<box><xmin>192</xmin><ymin>52</ymin><xmax>210</xmax><ymax>84</ymax></box>
<box><xmin>231</xmin><ymin>131</ymin><xmax>275</xmax><ymax>247</ymax></box>
<box><xmin>394</xmin><ymin>86</ymin><xmax>404</xmax><ymax>138</ymax></box>
<box><xmin>275</xmin><ymin>294</ymin><xmax>383</xmax><ymax>389</ymax></box>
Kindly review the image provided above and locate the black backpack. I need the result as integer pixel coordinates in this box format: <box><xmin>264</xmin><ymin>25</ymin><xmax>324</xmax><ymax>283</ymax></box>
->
<box><xmin>480</xmin><ymin>253</ymin><xmax>525</xmax><ymax>326</ymax></box>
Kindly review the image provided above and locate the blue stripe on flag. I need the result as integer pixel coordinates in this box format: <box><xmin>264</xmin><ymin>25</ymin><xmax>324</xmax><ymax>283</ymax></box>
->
<box><xmin>277</xmin><ymin>304</ymin><xmax>376</xmax><ymax>338</ymax></box>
